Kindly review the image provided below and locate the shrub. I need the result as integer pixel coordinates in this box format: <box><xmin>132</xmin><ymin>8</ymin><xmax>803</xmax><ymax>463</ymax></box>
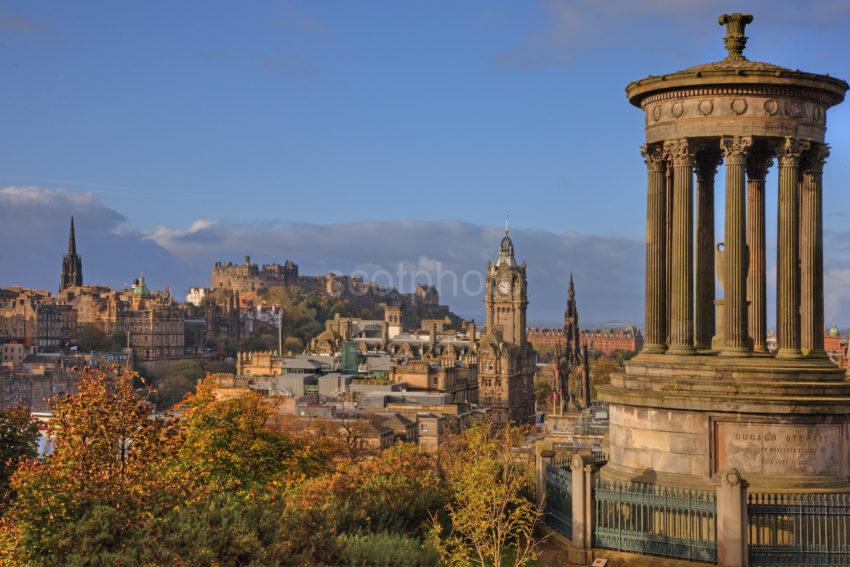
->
<box><xmin>338</xmin><ymin>532</ymin><xmax>438</xmax><ymax>567</ymax></box>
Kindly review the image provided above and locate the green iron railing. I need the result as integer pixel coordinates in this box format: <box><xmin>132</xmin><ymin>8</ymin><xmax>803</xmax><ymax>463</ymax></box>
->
<box><xmin>748</xmin><ymin>492</ymin><xmax>850</xmax><ymax>566</ymax></box>
<box><xmin>544</xmin><ymin>459</ymin><xmax>572</xmax><ymax>537</ymax></box>
<box><xmin>593</xmin><ymin>478</ymin><xmax>717</xmax><ymax>563</ymax></box>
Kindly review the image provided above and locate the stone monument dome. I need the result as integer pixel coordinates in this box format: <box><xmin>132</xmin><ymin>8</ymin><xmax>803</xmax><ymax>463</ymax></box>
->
<box><xmin>626</xmin><ymin>13</ymin><xmax>846</xmax><ymax>146</ymax></box>
<box><xmin>597</xmin><ymin>13</ymin><xmax>850</xmax><ymax>491</ymax></box>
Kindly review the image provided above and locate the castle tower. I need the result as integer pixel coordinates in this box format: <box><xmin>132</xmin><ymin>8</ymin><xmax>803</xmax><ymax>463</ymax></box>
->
<box><xmin>60</xmin><ymin>216</ymin><xmax>83</xmax><ymax>291</ymax></box>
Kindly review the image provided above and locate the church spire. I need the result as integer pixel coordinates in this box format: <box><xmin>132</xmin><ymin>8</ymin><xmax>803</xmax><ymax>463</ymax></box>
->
<box><xmin>68</xmin><ymin>216</ymin><xmax>77</xmax><ymax>256</ymax></box>
<box><xmin>60</xmin><ymin>216</ymin><xmax>83</xmax><ymax>291</ymax></box>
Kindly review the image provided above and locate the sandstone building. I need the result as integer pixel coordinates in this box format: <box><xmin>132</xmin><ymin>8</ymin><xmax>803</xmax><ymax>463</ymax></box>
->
<box><xmin>477</xmin><ymin>229</ymin><xmax>535</xmax><ymax>423</ymax></box>
<box><xmin>581</xmin><ymin>327</ymin><xmax>643</xmax><ymax>355</ymax></box>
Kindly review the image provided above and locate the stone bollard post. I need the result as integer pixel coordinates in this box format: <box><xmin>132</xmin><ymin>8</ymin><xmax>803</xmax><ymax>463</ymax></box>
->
<box><xmin>568</xmin><ymin>453</ymin><xmax>596</xmax><ymax>565</ymax></box>
<box><xmin>717</xmin><ymin>468</ymin><xmax>749</xmax><ymax>567</ymax></box>
<box><xmin>537</xmin><ymin>449</ymin><xmax>554</xmax><ymax>507</ymax></box>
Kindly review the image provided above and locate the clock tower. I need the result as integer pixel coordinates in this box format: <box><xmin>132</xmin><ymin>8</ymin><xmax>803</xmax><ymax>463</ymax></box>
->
<box><xmin>479</xmin><ymin>228</ymin><xmax>535</xmax><ymax>423</ymax></box>
<box><xmin>484</xmin><ymin>228</ymin><xmax>527</xmax><ymax>345</ymax></box>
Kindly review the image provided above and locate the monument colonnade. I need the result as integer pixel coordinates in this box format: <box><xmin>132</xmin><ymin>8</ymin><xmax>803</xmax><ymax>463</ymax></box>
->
<box><xmin>641</xmin><ymin>134</ymin><xmax>829</xmax><ymax>360</ymax></box>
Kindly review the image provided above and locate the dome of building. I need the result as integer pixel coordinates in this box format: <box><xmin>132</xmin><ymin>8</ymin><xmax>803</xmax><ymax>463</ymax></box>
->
<box><xmin>132</xmin><ymin>273</ymin><xmax>150</xmax><ymax>296</ymax></box>
<box><xmin>625</xmin><ymin>13</ymin><xmax>847</xmax><ymax>145</ymax></box>
<box><xmin>496</xmin><ymin>230</ymin><xmax>515</xmax><ymax>267</ymax></box>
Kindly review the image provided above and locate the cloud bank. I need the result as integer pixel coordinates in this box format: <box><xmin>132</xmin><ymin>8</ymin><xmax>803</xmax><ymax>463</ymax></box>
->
<box><xmin>148</xmin><ymin>216</ymin><xmax>645</xmax><ymax>326</ymax></box>
<box><xmin>5</xmin><ymin>186</ymin><xmax>850</xmax><ymax>328</ymax></box>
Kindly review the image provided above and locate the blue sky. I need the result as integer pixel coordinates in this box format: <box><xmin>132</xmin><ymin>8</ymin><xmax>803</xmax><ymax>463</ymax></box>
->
<box><xmin>3</xmin><ymin>1</ymin><xmax>850</xmax><ymax>326</ymax></box>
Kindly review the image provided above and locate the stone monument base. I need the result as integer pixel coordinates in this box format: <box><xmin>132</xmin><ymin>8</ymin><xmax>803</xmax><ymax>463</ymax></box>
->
<box><xmin>597</xmin><ymin>353</ymin><xmax>850</xmax><ymax>490</ymax></box>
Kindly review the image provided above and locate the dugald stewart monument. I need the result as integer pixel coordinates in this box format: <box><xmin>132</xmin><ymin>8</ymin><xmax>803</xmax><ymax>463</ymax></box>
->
<box><xmin>7</xmin><ymin>4</ymin><xmax>850</xmax><ymax>567</ymax></box>
<box><xmin>536</xmin><ymin>11</ymin><xmax>850</xmax><ymax>567</ymax></box>
<box><xmin>603</xmin><ymin>10</ymin><xmax>848</xmax><ymax>488</ymax></box>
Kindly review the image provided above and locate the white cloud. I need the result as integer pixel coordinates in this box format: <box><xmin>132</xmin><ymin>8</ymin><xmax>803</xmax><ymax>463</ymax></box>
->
<box><xmin>147</xmin><ymin>216</ymin><xmax>645</xmax><ymax>326</ymax></box>
<box><xmin>6</xmin><ymin>186</ymin><xmax>850</xmax><ymax>328</ymax></box>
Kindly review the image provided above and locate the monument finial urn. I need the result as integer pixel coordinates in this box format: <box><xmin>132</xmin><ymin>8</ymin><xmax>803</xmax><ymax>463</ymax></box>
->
<box><xmin>718</xmin><ymin>12</ymin><xmax>753</xmax><ymax>61</ymax></box>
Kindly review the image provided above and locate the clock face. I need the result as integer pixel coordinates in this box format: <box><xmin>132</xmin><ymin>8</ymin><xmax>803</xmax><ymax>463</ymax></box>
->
<box><xmin>498</xmin><ymin>280</ymin><xmax>511</xmax><ymax>295</ymax></box>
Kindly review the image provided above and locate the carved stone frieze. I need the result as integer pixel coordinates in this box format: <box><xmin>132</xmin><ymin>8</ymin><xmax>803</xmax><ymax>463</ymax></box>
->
<box><xmin>776</xmin><ymin>137</ymin><xmax>811</xmax><ymax>168</ymax></box>
<box><xmin>803</xmin><ymin>143</ymin><xmax>830</xmax><ymax>173</ymax></box>
<box><xmin>720</xmin><ymin>135</ymin><xmax>753</xmax><ymax>159</ymax></box>
<box><xmin>663</xmin><ymin>138</ymin><xmax>694</xmax><ymax>166</ymax></box>
<box><xmin>763</xmin><ymin>98</ymin><xmax>778</xmax><ymax>115</ymax></box>
<box><xmin>640</xmin><ymin>143</ymin><xmax>666</xmax><ymax>171</ymax></box>
<box><xmin>731</xmin><ymin>98</ymin><xmax>748</xmax><ymax>115</ymax></box>
<box><xmin>671</xmin><ymin>101</ymin><xmax>685</xmax><ymax>118</ymax></box>
<box><xmin>640</xmin><ymin>92</ymin><xmax>828</xmax><ymax>144</ymax></box>
<box><xmin>745</xmin><ymin>152</ymin><xmax>773</xmax><ymax>181</ymax></box>
<box><xmin>695</xmin><ymin>149</ymin><xmax>722</xmax><ymax>181</ymax></box>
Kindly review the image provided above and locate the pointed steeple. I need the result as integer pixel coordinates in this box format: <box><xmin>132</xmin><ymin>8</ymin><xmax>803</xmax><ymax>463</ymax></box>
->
<box><xmin>68</xmin><ymin>216</ymin><xmax>77</xmax><ymax>256</ymax></box>
<box><xmin>60</xmin><ymin>216</ymin><xmax>83</xmax><ymax>291</ymax></box>
<box><xmin>564</xmin><ymin>273</ymin><xmax>581</xmax><ymax>367</ymax></box>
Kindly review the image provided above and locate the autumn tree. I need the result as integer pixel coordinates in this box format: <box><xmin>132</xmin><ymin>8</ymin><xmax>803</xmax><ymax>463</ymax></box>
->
<box><xmin>588</xmin><ymin>357</ymin><xmax>623</xmax><ymax>399</ymax></box>
<box><xmin>299</xmin><ymin>442</ymin><xmax>444</xmax><ymax>536</ymax></box>
<box><xmin>174</xmin><ymin>376</ymin><xmax>296</xmax><ymax>494</ymax></box>
<box><xmin>430</xmin><ymin>420</ymin><xmax>542</xmax><ymax>567</ymax></box>
<box><xmin>0</xmin><ymin>366</ymin><xmax>179</xmax><ymax>565</ymax></box>
<box><xmin>0</xmin><ymin>406</ymin><xmax>39</xmax><ymax>506</ymax></box>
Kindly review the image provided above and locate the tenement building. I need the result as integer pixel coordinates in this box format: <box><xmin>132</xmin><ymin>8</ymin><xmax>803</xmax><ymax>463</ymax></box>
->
<box><xmin>588</xmin><ymin>13</ymin><xmax>849</xmax><ymax>564</ymax></box>
<box><xmin>0</xmin><ymin>288</ymin><xmax>78</xmax><ymax>350</ymax></box>
<box><xmin>120</xmin><ymin>275</ymin><xmax>184</xmax><ymax>362</ymax></box>
<box><xmin>581</xmin><ymin>326</ymin><xmax>643</xmax><ymax>355</ymax></box>
<box><xmin>478</xmin><ymin>229</ymin><xmax>535</xmax><ymax>423</ymax></box>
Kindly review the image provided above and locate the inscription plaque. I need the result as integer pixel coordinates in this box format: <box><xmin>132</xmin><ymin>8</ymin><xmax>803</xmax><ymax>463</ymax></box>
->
<box><xmin>716</xmin><ymin>422</ymin><xmax>842</xmax><ymax>476</ymax></box>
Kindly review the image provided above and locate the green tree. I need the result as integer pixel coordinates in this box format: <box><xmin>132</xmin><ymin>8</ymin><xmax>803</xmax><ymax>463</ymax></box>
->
<box><xmin>0</xmin><ymin>407</ymin><xmax>39</xmax><ymax>506</ymax></box>
<box><xmin>589</xmin><ymin>357</ymin><xmax>623</xmax><ymax>399</ymax></box>
<box><xmin>534</xmin><ymin>379</ymin><xmax>553</xmax><ymax>409</ymax></box>
<box><xmin>174</xmin><ymin>376</ymin><xmax>295</xmax><ymax>494</ymax></box>
<box><xmin>151</xmin><ymin>361</ymin><xmax>204</xmax><ymax>410</ymax></box>
<box><xmin>240</xmin><ymin>332</ymin><xmax>278</xmax><ymax>353</ymax></box>
<box><xmin>77</xmin><ymin>328</ymin><xmax>127</xmax><ymax>352</ymax></box>
<box><xmin>298</xmin><ymin>442</ymin><xmax>443</xmax><ymax>536</ymax></box>
<box><xmin>430</xmin><ymin>420</ymin><xmax>542</xmax><ymax>567</ymax></box>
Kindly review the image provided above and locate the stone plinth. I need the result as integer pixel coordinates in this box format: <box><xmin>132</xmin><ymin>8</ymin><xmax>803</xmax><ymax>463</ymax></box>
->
<box><xmin>598</xmin><ymin>353</ymin><xmax>850</xmax><ymax>490</ymax></box>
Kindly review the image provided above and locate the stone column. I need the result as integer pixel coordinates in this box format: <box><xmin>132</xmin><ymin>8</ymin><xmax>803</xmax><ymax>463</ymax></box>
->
<box><xmin>776</xmin><ymin>137</ymin><xmax>810</xmax><ymax>359</ymax></box>
<box><xmin>801</xmin><ymin>144</ymin><xmax>829</xmax><ymax>358</ymax></box>
<box><xmin>746</xmin><ymin>152</ymin><xmax>772</xmax><ymax>354</ymax></box>
<box><xmin>642</xmin><ymin>144</ymin><xmax>667</xmax><ymax>353</ymax></box>
<box><xmin>664</xmin><ymin>138</ymin><xmax>696</xmax><ymax>355</ymax></box>
<box><xmin>665</xmin><ymin>163</ymin><xmax>673</xmax><ymax>343</ymax></box>
<box><xmin>568</xmin><ymin>453</ymin><xmax>595</xmax><ymax>565</ymax></box>
<box><xmin>720</xmin><ymin>136</ymin><xmax>753</xmax><ymax>356</ymax></box>
<box><xmin>717</xmin><ymin>468</ymin><xmax>749</xmax><ymax>567</ymax></box>
<box><xmin>695</xmin><ymin>150</ymin><xmax>721</xmax><ymax>350</ymax></box>
<box><xmin>537</xmin><ymin>448</ymin><xmax>554</xmax><ymax>506</ymax></box>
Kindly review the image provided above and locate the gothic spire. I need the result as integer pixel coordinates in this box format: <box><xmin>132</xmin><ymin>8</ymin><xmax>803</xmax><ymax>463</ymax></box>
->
<box><xmin>68</xmin><ymin>216</ymin><xmax>77</xmax><ymax>256</ymax></box>
<box><xmin>564</xmin><ymin>273</ymin><xmax>581</xmax><ymax>367</ymax></box>
<box><xmin>60</xmin><ymin>216</ymin><xmax>83</xmax><ymax>291</ymax></box>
